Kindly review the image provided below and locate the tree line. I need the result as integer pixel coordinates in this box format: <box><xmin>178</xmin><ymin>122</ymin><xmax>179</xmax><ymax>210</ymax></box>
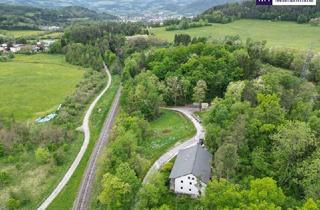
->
<box><xmin>50</xmin><ymin>21</ymin><xmax>149</xmax><ymax>72</ymax></box>
<box><xmin>93</xmin><ymin>71</ymin><xmax>164</xmax><ymax>209</ymax></box>
<box><xmin>200</xmin><ymin>0</ymin><xmax>320</xmax><ymax>24</ymax></box>
<box><xmin>165</xmin><ymin>18</ymin><xmax>210</xmax><ymax>31</ymax></box>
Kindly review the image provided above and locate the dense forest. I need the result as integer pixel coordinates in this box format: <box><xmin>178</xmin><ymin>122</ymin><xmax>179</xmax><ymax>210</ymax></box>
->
<box><xmin>200</xmin><ymin>0</ymin><xmax>320</xmax><ymax>23</ymax></box>
<box><xmin>0</xmin><ymin>4</ymin><xmax>118</xmax><ymax>30</ymax></box>
<box><xmin>83</xmin><ymin>27</ymin><xmax>320</xmax><ymax>209</ymax></box>
<box><xmin>50</xmin><ymin>21</ymin><xmax>149</xmax><ymax>71</ymax></box>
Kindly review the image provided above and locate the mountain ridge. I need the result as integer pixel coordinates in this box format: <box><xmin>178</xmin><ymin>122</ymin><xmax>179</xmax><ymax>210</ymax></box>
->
<box><xmin>0</xmin><ymin>3</ymin><xmax>118</xmax><ymax>30</ymax></box>
<box><xmin>0</xmin><ymin>0</ymin><xmax>238</xmax><ymax>16</ymax></box>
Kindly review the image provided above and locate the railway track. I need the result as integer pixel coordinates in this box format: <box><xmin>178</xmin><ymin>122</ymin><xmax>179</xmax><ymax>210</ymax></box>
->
<box><xmin>73</xmin><ymin>86</ymin><xmax>122</xmax><ymax>210</ymax></box>
<box><xmin>37</xmin><ymin>64</ymin><xmax>112</xmax><ymax>210</ymax></box>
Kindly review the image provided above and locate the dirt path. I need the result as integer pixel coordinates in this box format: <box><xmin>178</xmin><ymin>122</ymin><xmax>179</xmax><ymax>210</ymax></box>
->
<box><xmin>37</xmin><ymin>64</ymin><xmax>112</xmax><ymax>210</ymax></box>
<box><xmin>143</xmin><ymin>107</ymin><xmax>205</xmax><ymax>184</ymax></box>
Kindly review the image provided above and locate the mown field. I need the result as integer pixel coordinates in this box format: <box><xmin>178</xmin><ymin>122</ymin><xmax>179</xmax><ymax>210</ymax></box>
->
<box><xmin>0</xmin><ymin>54</ymin><xmax>84</xmax><ymax>121</ymax></box>
<box><xmin>141</xmin><ymin>109</ymin><xmax>196</xmax><ymax>160</ymax></box>
<box><xmin>0</xmin><ymin>29</ymin><xmax>47</xmax><ymax>38</ymax></box>
<box><xmin>151</xmin><ymin>19</ymin><xmax>320</xmax><ymax>51</ymax></box>
<box><xmin>39</xmin><ymin>32</ymin><xmax>63</xmax><ymax>39</ymax></box>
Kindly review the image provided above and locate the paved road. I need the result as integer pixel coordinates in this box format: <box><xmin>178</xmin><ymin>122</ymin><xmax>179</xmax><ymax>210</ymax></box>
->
<box><xmin>73</xmin><ymin>86</ymin><xmax>121</xmax><ymax>210</ymax></box>
<box><xmin>37</xmin><ymin>64</ymin><xmax>112</xmax><ymax>210</ymax></box>
<box><xmin>143</xmin><ymin>107</ymin><xmax>205</xmax><ymax>184</ymax></box>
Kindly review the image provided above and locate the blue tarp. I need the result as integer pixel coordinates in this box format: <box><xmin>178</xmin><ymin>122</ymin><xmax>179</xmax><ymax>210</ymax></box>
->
<box><xmin>35</xmin><ymin>104</ymin><xmax>62</xmax><ymax>123</ymax></box>
<box><xmin>36</xmin><ymin>113</ymin><xmax>57</xmax><ymax>123</ymax></box>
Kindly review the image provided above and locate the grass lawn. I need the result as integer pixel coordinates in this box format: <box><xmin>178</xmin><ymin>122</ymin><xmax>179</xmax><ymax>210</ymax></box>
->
<box><xmin>39</xmin><ymin>32</ymin><xmax>64</xmax><ymax>39</ymax></box>
<box><xmin>0</xmin><ymin>29</ymin><xmax>47</xmax><ymax>38</ymax></box>
<box><xmin>151</xmin><ymin>19</ymin><xmax>320</xmax><ymax>51</ymax></box>
<box><xmin>141</xmin><ymin>109</ymin><xmax>196</xmax><ymax>161</ymax></box>
<box><xmin>47</xmin><ymin>76</ymin><xmax>121</xmax><ymax>210</ymax></box>
<box><xmin>0</xmin><ymin>54</ymin><xmax>84</xmax><ymax>122</ymax></box>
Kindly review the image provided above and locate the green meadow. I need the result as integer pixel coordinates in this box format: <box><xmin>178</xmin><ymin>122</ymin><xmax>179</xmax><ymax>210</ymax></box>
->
<box><xmin>142</xmin><ymin>109</ymin><xmax>196</xmax><ymax>160</ymax></box>
<box><xmin>151</xmin><ymin>19</ymin><xmax>320</xmax><ymax>51</ymax></box>
<box><xmin>0</xmin><ymin>29</ymin><xmax>47</xmax><ymax>38</ymax></box>
<box><xmin>0</xmin><ymin>54</ymin><xmax>84</xmax><ymax>121</ymax></box>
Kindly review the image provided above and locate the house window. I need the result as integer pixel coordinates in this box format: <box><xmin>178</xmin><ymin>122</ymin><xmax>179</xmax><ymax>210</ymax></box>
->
<box><xmin>181</xmin><ymin>187</ymin><xmax>183</xmax><ymax>190</ymax></box>
<box><xmin>181</xmin><ymin>180</ymin><xmax>183</xmax><ymax>183</ymax></box>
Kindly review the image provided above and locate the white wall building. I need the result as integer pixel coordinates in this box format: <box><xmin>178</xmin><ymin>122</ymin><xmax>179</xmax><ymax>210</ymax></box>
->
<box><xmin>10</xmin><ymin>47</ymin><xmax>21</xmax><ymax>53</ymax></box>
<box><xmin>201</xmin><ymin>103</ymin><xmax>209</xmax><ymax>110</ymax></box>
<box><xmin>169</xmin><ymin>144</ymin><xmax>212</xmax><ymax>197</ymax></box>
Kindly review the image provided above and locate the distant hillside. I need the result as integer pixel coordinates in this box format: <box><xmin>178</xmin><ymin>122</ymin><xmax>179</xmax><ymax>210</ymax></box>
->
<box><xmin>181</xmin><ymin>0</ymin><xmax>239</xmax><ymax>14</ymax></box>
<box><xmin>0</xmin><ymin>0</ymin><xmax>238</xmax><ymax>17</ymax></box>
<box><xmin>0</xmin><ymin>4</ymin><xmax>118</xmax><ymax>30</ymax></box>
<box><xmin>200</xmin><ymin>0</ymin><xmax>320</xmax><ymax>23</ymax></box>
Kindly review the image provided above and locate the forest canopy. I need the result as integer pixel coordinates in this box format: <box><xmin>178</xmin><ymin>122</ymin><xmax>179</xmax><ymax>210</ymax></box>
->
<box><xmin>200</xmin><ymin>0</ymin><xmax>320</xmax><ymax>24</ymax></box>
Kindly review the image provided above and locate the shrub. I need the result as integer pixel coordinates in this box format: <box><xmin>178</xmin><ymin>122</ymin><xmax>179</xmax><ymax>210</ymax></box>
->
<box><xmin>0</xmin><ymin>143</ymin><xmax>4</xmax><ymax>157</ymax></box>
<box><xmin>8</xmin><ymin>53</ymin><xmax>15</xmax><ymax>59</ymax></box>
<box><xmin>6</xmin><ymin>188</ymin><xmax>31</xmax><ymax>209</ymax></box>
<box><xmin>0</xmin><ymin>170</ymin><xmax>10</xmax><ymax>187</ymax></box>
<box><xmin>297</xmin><ymin>15</ymin><xmax>308</xmax><ymax>24</ymax></box>
<box><xmin>35</xmin><ymin>147</ymin><xmax>51</xmax><ymax>164</ymax></box>
<box><xmin>310</xmin><ymin>17</ymin><xmax>320</xmax><ymax>26</ymax></box>
<box><xmin>0</xmin><ymin>56</ymin><xmax>9</xmax><ymax>62</ymax></box>
<box><xmin>53</xmin><ymin>150</ymin><xmax>65</xmax><ymax>166</ymax></box>
<box><xmin>6</xmin><ymin>197</ymin><xmax>21</xmax><ymax>210</ymax></box>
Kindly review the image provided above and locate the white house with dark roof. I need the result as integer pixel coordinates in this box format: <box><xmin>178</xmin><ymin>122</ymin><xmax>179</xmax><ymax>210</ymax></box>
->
<box><xmin>169</xmin><ymin>144</ymin><xmax>212</xmax><ymax>197</ymax></box>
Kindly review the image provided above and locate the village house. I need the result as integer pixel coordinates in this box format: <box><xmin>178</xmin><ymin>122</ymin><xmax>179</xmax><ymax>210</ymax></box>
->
<box><xmin>169</xmin><ymin>144</ymin><xmax>212</xmax><ymax>197</ymax></box>
<box><xmin>10</xmin><ymin>45</ymin><xmax>21</xmax><ymax>53</ymax></box>
<box><xmin>40</xmin><ymin>26</ymin><xmax>61</xmax><ymax>31</ymax></box>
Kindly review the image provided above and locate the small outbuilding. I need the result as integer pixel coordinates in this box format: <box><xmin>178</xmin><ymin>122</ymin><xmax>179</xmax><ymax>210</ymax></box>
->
<box><xmin>169</xmin><ymin>144</ymin><xmax>212</xmax><ymax>197</ymax></box>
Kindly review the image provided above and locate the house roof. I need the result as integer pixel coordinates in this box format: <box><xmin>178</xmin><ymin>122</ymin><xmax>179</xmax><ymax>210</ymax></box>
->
<box><xmin>169</xmin><ymin>144</ymin><xmax>212</xmax><ymax>184</ymax></box>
